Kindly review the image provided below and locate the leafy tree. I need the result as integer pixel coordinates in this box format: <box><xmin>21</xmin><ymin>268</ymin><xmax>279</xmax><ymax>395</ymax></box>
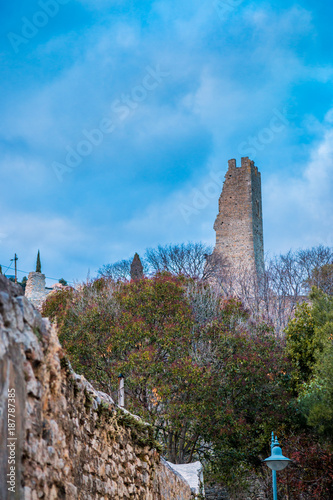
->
<box><xmin>0</xmin><ymin>265</ymin><xmax>2</xmax><ymax>274</ymax></box>
<box><xmin>284</xmin><ymin>288</ymin><xmax>333</xmax><ymax>437</ymax></box>
<box><xmin>301</xmin><ymin>353</ymin><xmax>333</xmax><ymax>437</ymax></box>
<box><xmin>310</xmin><ymin>287</ymin><xmax>333</xmax><ymax>342</ymax></box>
<box><xmin>197</xmin><ymin>320</ymin><xmax>291</xmax><ymax>488</ymax></box>
<box><xmin>298</xmin><ymin>289</ymin><xmax>333</xmax><ymax>436</ymax></box>
<box><xmin>277</xmin><ymin>433</ymin><xmax>333</xmax><ymax>499</ymax></box>
<box><xmin>58</xmin><ymin>278</ymin><xmax>68</xmax><ymax>286</ymax></box>
<box><xmin>42</xmin><ymin>281</ymin><xmax>118</xmax><ymax>390</ymax></box>
<box><xmin>285</xmin><ymin>302</ymin><xmax>317</xmax><ymax>390</ymax></box>
<box><xmin>36</xmin><ymin>250</ymin><xmax>41</xmax><ymax>273</ymax></box>
<box><xmin>42</xmin><ymin>274</ymin><xmax>292</xmax><ymax>485</ymax></box>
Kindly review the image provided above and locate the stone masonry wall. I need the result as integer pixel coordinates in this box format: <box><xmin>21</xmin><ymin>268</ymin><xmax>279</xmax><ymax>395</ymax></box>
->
<box><xmin>24</xmin><ymin>272</ymin><xmax>47</xmax><ymax>310</ymax></box>
<box><xmin>0</xmin><ymin>276</ymin><xmax>194</xmax><ymax>500</ymax></box>
<box><xmin>213</xmin><ymin>157</ymin><xmax>264</xmax><ymax>277</ymax></box>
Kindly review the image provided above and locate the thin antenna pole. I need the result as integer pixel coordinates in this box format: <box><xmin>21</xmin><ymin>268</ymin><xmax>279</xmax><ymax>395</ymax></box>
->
<box><xmin>15</xmin><ymin>254</ymin><xmax>18</xmax><ymax>283</ymax></box>
<box><xmin>10</xmin><ymin>254</ymin><xmax>18</xmax><ymax>283</ymax></box>
<box><xmin>271</xmin><ymin>432</ymin><xmax>278</xmax><ymax>500</ymax></box>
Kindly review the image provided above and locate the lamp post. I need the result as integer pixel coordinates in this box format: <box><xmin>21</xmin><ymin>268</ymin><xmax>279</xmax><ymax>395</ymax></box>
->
<box><xmin>118</xmin><ymin>374</ymin><xmax>125</xmax><ymax>407</ymax></box>
<box><xmin>264</xmin><ymin>432</ymin><xmax>291</xmax><ymax>500</ymax></box>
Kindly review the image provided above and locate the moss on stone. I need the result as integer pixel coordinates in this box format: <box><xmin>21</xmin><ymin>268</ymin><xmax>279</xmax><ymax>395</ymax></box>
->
<box><xmin>33</xmin><ymin>326</ymin><xmax>42</xmax><ymax>342</ymax></box>
<box><xmin>84</xmin><ymin>389</ymin><xmax>94</xmax><ymax>410</ymax></box>
<box><xmin>115</xmin><ymin>409</ymin><xmax>162</xmax><ymax>453</ymax></box>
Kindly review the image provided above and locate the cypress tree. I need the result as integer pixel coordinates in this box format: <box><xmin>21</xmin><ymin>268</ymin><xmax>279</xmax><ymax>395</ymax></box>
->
<box><xmin>0</xmin><ymin>264</ymin><xmax>2</xmax><ymax>275</ymax></box>
<box><xmin>36</xmin><ymin>250</ymin><xmax>42</xmax><ymax>273</ymax></box>
<box><xmin>130</xmin><ymin>253</ymin><xmax>144</xmax><ymax>280</ymax></box>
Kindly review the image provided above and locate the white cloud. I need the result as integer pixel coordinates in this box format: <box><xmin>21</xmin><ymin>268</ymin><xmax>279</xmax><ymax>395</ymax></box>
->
<box><xmin>0</xmin><ymin>156</ymin><xmax>48</xmax><ymax>189</ymax></box>
<box><xmin>246</xmin><ymin>5</ymin><xmax>313</xmax><ymax>35</ymax></box>
<box><xmin>264</xmin><ymin>111</ymin><xmax>333</xmax><ymax>250</ymax></box>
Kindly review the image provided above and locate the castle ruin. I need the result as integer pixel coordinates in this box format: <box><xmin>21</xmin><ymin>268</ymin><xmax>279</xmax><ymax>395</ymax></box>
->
<box><xmin>213</xmin><ymin>157</ymin><xmax>264</xmax><ymax>277</ymax></box>
<box><xmin>25</xmin><ymin>271</ymin><xmax>48</xmax><ymax>309</ymax></box>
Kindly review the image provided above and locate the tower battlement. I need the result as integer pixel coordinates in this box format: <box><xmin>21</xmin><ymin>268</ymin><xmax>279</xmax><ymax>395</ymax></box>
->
<box><xmin>214</xmin><ymin>157</ymin><xmax>264</xmax><ymax>277</ymax></box>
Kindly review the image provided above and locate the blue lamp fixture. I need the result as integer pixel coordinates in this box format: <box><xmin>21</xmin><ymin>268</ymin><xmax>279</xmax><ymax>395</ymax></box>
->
<box><xmin>264</xmin><ymin>432</ymin><xmax>291</xmax><ymax>500</ymax></box>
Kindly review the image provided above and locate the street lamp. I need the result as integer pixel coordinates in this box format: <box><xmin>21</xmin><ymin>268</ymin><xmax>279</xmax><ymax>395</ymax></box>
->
<box><xmin>118</xmin><ymin>374</ymin><xmax>125</xmax><ymax>407</ymax></box>
<box><xmin>264</xmin><ymin>432</ymin><xmax>291</xmax><ymax>500</ymax></box>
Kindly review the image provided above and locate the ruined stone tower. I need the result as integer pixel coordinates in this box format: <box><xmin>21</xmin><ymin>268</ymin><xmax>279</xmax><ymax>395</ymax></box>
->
<box><xmin>25</xmin><ymin>271</ymin><xmax>47</xmax><ymax>309</ymax></box>
<box><xmin>213</xmin><ymin>157</ymin><xmax>264</xmax><ymax>277</ymax></box>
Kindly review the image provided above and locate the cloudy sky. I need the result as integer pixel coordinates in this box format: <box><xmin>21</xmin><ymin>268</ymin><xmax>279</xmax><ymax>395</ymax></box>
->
<box><xmin>1</xmin><ymin>0</ymin><xmax>333</xmax><ymax>284</ymax></box>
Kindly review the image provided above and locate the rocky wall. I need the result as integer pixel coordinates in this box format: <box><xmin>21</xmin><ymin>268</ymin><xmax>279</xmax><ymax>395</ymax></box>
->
<box><xmin>0</xmin><ymin>276</ymin><xmax>194</xmax><ymax>499</ymax></box>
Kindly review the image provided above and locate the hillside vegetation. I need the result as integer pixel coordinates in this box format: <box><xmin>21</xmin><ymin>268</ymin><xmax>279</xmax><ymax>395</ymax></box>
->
<box><xmin>42</xmin><ymin>244</ymin><xmax>333</xmax><ymax>499</ymax></box>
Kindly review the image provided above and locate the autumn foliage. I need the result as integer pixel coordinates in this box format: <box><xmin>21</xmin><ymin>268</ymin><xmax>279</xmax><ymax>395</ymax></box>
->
<box><xmin>42</xmin><ymin>273</ymin><xmax>333</xmax><ymax>495</ymax></box>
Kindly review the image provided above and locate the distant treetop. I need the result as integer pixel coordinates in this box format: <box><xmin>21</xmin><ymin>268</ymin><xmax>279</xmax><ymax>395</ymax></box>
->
<box><xmin>130</xmin><ymin>253</ymin><xmax>144</xmax><ymax>280</ymax></box>
<box><xmin>36</xmin><ymin>250</ymin><xmax>42</xmax><ymax>273</ymax></box>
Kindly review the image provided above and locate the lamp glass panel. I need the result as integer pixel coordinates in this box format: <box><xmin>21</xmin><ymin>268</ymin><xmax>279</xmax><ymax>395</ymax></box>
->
<box><xmin>266</xmin><ymin>460</ymin><xmax>289</xmax><ymax>471</ymax></box>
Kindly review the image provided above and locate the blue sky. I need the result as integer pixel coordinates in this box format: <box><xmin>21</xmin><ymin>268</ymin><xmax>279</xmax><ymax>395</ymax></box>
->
<box><xmin>1</xmin><ymin>0</ymin><xmax>333</xmax><ymax>284</ymax></box>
